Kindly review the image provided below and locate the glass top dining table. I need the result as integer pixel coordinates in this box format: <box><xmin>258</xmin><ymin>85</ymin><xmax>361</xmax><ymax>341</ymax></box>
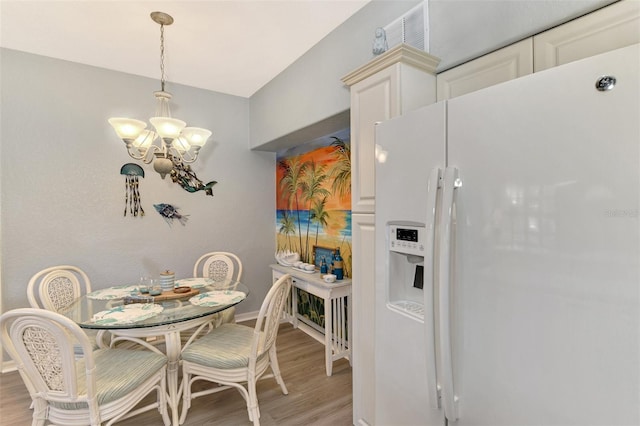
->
<box><xmin>60</xmin><ymin>278</ymin><xmax>249</xmax><ymax>330</ymax></box>
<box><xmin>58</xmin><ymin>278</ymin><xmax>249</xmax><ymax>426</ymax></box>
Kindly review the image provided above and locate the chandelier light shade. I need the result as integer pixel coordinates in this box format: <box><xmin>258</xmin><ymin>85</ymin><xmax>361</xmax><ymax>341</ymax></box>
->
<box><xmin>109</xmin><ymin>11</ymin><xmax>212</xmax><ymax>179</ymax></box>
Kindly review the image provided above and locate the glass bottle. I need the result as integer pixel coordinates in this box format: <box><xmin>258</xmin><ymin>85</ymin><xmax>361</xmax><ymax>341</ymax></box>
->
<box><xmin>320</xmin><ymin>256</ymin><xmax>328</xmax><ymax>274</ymax></box>
<box><xmin>333</xmin><ymin>247</ymin><xmax>344</xmax><ymax>280</ymax></box>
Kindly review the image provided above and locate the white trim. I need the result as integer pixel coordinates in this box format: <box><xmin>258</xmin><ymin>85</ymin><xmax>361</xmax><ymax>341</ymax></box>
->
<box><xmin>235</xmin><ymin>310</ymin><xmax>259</xmax><ymax>323</ymax></box>
<box><xmin>1</xmin><ymin>359</ymin><xmax>17</xmax><ymax>374</ymax></box>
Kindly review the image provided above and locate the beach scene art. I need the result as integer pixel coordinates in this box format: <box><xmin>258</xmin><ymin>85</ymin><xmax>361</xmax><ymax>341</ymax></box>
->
<box><xmin>276</xmin><ymin>128</ymin><xmax>352</xmax><ymax>278</ymax></box>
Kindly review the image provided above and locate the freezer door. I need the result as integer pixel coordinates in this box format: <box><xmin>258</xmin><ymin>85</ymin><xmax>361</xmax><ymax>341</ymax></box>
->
<box><xmin>374</xmin><ymin>102</ymin><xmax>446</xmax><ymax>425</ymax></box>
<box><xmin>447</xmin><ymin>44</ymin><xmax>639</xmax><ymax>425</ymax></box>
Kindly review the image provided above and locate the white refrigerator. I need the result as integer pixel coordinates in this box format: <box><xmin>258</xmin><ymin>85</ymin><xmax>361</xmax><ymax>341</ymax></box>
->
<box><xmin>374</xmin><ymin>44</ymin><xmax>639</xmax><ymax>425</ymax></box>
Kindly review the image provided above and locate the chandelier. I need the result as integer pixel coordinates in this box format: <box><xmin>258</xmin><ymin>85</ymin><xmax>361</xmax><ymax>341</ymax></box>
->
<box><xmin>108</xmin><ymin>11</ymin><xmax>211</xmax><ymax>179</ymax></box>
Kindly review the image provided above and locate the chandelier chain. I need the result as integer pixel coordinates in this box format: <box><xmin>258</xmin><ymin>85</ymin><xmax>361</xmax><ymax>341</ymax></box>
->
<box><xmin>160</xmin><ymin>23</ymin><xmax>165</xmax><ymax>92</ymax></box>
<box><xmin>108</xmin><ymin>11</ymin><xmax>212</xmax><ymax>179</ymax></box>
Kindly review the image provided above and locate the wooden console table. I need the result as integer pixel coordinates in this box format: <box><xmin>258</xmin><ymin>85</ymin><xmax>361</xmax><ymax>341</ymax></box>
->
<box><xmin>270</xmin><ymin>264</ymin><xmax>351</xmax><ymax>376</ymax></box>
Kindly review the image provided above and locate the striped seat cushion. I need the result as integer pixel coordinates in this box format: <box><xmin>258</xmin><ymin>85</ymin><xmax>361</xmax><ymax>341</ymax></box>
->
<box><xmin>52</xmin><ymin>349</ymin><xmax>166</xmax><ymax>410</ymax></box>
<box><xmin>181</xmin><ymin>323</ymin><xmax>264</xmax><ymax>369</ymax></box>
<box><xmin>73</xmin><ymin>329</ymin><xmax>101</xmax><ymax>356</ymax></box>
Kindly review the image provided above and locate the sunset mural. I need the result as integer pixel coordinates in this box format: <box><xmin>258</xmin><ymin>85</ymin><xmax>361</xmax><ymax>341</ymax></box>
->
<box><xmin>276</xmin><ymin>128</ymin><xmax>352</xmax><ymax>278</ymax></box>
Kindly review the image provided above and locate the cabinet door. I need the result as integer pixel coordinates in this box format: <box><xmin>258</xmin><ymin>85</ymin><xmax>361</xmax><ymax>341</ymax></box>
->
<box><xmin>351</xmin><ymin>213</ymin><xmax>376</xmax><ymax>426</ymax></box>
<box><xmin>350</xmin><ymin>62</ymin><xmax>438</xmax><ymax>214</ymax></box>
<box><xmin>350</xmin><ymin>68</ymin><xmax>397</xmax><ymax>214</ymax></box>
<box><xmin>534</xmin><ymin>0</ymin><xmax>640</xmax><ymax>72</ymax></box>
<box><xmin>437</xmin><ymin>38</ymin><xmax>533</xmax><ymax>101</ymax></box>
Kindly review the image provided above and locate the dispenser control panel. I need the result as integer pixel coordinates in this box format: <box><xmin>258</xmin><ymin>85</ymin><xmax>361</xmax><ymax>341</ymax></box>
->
<box><xmin>389</xmin><ymin>224</ymin><xmax>426</xmax><ymax>256</ymax></box>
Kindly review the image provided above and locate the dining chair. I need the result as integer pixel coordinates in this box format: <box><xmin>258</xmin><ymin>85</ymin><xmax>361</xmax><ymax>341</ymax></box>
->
<box><xmin>193</xmin><ymin>251</ymin><xmax>243</xmax><ymax>327</ymax></box>
<box><xmin>179</xmin><ymin>273</ymin><xmax>293</xmax><ymax>426</ymax></box>
<box><xmin>26</xmin><ymin>265</ymin><xmax>106</xmax><ymax>350</ymax></box>
<box><xmin>27</xmin><ymin>265</ymin><xmax>92</xmax><ymax>311</ymax></box>
<box><xmin>0</xmin><ymin>308</ymin><xmax>171</xmax><ymax>426</ymax></box>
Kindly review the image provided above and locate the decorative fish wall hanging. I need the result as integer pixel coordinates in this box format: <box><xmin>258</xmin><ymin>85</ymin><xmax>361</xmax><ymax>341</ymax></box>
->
<box><xmin>170</xmin><ymin>157</ymin><xmax>217</xmax><ymax>196</ymax></box>
<box><xmin>120</xmin><ymin>163</ymin><xmax>145</xmax><ymax>217</ymax></box>
<box><xmin>154</xmin><ymin>203</ymin><xmax>189</xmax><ymax>226</ymax></box>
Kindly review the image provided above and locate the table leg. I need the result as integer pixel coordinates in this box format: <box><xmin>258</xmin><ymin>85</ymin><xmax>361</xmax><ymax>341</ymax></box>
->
<box><xmin>164</xmin><ymin>330</ymin><xmax>182</xmax><ymax>426</ymax></box>
<box><xmin>324</xmin><ymin>297</ymin><xmax>333</xmax><ymax>376</ymax></box>
<box><xmin>348</xmin><ymin>295</ymin><xmax>352</xmax><ymax>366</ymax></box>
<box><xmin>291</xmin><ymin>286</ymin><xmax>299</xmax><ymax>328</ymax></box>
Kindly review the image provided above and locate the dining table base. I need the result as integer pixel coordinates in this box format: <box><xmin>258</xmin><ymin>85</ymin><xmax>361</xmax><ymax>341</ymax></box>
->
<box><xmin>100</xmin><ymin>316</ymin><xmax>217</xmax><ymax>426</ymax></box>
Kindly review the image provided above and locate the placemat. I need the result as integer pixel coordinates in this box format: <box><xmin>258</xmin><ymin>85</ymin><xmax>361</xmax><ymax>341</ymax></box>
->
<box><xmin>189</xmin><ymin>290</ymin><xmax>246</xmax><ymax>307</ymax></box>
<box><xmin>91</xmin><ymin>303</ymin><xmax>163</xmax><ymax>325</ymax></box>
<box><xmin>87</xmin><ymin>285</ymin><xmax>139</xmax><ymax>300</ymax></box>
<box><xmin>175</xmin><ymin>277</ymin><xmax>213</xmax><ymax>289</ymax></box>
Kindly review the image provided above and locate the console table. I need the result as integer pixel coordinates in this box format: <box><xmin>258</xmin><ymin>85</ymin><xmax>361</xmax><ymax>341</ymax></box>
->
<box><xmin>270</xmin><ymin>264</ymin><xmax>351</xmax><ymax>376</ymax></box>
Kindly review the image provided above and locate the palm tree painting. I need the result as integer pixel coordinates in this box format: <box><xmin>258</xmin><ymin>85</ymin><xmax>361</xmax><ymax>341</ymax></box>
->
<box><xmin>276</xmin><ymin>129</ymin><xmax>351</xmax><ymax>275</ymax></box>
<box><xmin>276</xmin><ymin>129</ymin><xmax>351</xmax><ymax>330</ymax></box>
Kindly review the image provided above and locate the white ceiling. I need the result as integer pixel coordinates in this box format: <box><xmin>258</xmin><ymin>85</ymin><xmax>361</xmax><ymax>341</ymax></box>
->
<box><xmin>0</xmin><ymin>0</ymin><xmax>370</xmax><ymax>98</ymax></box>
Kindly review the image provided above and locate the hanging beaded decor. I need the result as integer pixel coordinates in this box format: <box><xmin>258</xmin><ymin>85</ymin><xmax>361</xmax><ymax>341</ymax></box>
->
<box><xmin>120</xmin><ymin>163</ymin><xmax>145</xmax><ymax>217</ymax></box>
<box><xmin>170</xmin><ymin>157</ymin><xmax>217</xmax><ymax>196</ymax></box>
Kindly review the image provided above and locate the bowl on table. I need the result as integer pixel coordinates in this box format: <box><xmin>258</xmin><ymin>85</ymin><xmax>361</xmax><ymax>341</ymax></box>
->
<box><xmin>323</xmin><ymin>274</ymin><xmax>337</xmax><ymax>283</ymax></box>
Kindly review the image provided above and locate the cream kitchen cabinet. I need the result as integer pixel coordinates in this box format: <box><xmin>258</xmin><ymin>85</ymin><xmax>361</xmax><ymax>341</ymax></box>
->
<box><xmin>437</xmin><ymin>38</ymin><xmax>533</xmax><ymax>101</ymax></box>
<box><xmin>342</xmin><ymin>44</ymin><xmax>440</xmax><ymax>215</ymax></box>
<box><xmin>342</xmin><ymin>44</ymin><xmax>439</xmax><ymax>426</ymax></box>
<box><xmin>534</xmin><ymin>0</ymin><xmax>640</xmax><ymax>71</ymax></box>
<box><xmin>437</xmin><ymin>0</ymin><xmax>640</xmax><ymax>101</ymax></box>
<box><xmin>350</xmin><ymin>213</ymin><xmax>376</xmax><ymax>426</ymax></box>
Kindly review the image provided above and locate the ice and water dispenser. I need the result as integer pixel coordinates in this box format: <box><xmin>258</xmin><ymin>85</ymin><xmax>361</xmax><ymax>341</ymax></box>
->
<box><xmin>386</xmin><ymin>221</ymin><xmax>426</xmax><ymax>321</ymax></box>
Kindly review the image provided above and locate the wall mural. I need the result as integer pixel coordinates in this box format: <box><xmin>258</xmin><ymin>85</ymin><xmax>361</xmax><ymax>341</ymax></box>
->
<box><xmin>276</xmin><ymin>129</ymin><xmax>351</xmax><ymax>329</ymax></box>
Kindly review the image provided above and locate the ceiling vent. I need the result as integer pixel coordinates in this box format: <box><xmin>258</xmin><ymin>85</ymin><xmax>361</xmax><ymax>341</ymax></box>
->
<box><xmin>383</xmin><ymin>1</ymin><xmax>429</xmax><ymax>52</ymax></box>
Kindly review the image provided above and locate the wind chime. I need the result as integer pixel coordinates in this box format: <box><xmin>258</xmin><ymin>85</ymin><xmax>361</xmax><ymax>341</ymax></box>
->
<box><xmin>120</xmin><ymin>163</ymin><xmax>145</xmax><ymax>217</ymax></box>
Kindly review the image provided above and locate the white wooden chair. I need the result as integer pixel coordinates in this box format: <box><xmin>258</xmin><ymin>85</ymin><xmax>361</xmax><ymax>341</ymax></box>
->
<box><xmin>179</xmin><ymin>274</ymin><xmax>292</xmax><ymax>426</ymax></box>
<box><xmin>0</xmin><ymin>308</ymin><xmax>171</xmax><ymax>426</ymax></box>
<box><xmin>27</xmin><ymin>265</ymin><xmax>92</xmax><ymax>312</ymax></box>
<box><xmin>193</xmin><ymin>251</ymin><xmax>243</xmax><ymax>327</ymax></box>
<box><xmin>26</xmin><ymin>265</ymin><xmax>107</xmax><ymax>351</ymax></box>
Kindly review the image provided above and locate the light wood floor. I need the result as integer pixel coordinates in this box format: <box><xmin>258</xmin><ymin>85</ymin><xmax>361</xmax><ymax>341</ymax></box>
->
<box><xmin>0</xmin><ymin>321</ymin><xmax>353</xmax><ymax>426</ymax></box>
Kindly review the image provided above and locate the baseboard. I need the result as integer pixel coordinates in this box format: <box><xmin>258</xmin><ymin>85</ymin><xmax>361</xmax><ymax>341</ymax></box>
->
<box><xmin>235</xmin><ymin>310</ymin><xmax>259</xmax><ymax>323</ymax></box>
<box><xmin>1</xmin><ymin>359</ymin><xmax>17</xmax><ymax>374</ymax></box>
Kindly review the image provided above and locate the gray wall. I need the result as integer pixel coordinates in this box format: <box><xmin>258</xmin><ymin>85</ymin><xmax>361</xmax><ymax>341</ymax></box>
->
<box><xmin>1</xmin><ymin>48</ymin><xmax>276</xmax><ymax>315</ymax></box>
<box><xmin>249</xmin><ymin>0</ymin><xmax>422</xmax><ymax>151</ymax></box>
<box><xmin>249</xmin><ymin>0</ymin><xmax>614</xmax><ymax>151</ymax></box>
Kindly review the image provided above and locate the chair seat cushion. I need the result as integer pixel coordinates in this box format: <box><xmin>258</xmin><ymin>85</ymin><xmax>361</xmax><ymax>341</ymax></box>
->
<box><xmin>182</xmin><ymin>323</ymin><xmax>261</xmax><ymax>369</ymax></box>
<box><xmin>73</xmin><ymin>329</ymin><xmax>101</xmax><ymax>356</ymax></box>
<box><xmin>52</xmin><ymin>348</ymin><xmax>166</xmax><ymax>410</ymax></box>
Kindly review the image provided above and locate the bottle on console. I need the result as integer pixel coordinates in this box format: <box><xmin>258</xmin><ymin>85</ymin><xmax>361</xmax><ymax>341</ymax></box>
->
<box><xmin>320</xmin><ymin>257</ymin><xmax>328</xmax><ymax>274</ymax></box>
<box><xmin>332</xmin><ymin>247</ymin><xmax>343</xmax><ymax>280</ymax></box>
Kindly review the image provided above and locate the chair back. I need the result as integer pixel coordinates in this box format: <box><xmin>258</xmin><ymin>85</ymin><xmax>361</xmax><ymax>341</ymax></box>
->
<box><xmin>193</xmin><ymin>252</ymin><xmax>243</xmax><ymax>282</ymax></box>
<box><xmin>27</xmin><ymin>265</ymin><xmax>92</xmax><ymax>311</ymax></box>
<box><xmin>251</xmin><ymin>274</ymin><xmax>292</xmax><ymax>362</ymax></box>
<box><xmin>0</xmin><ymin>308</ymin><xmax>98</xmax><ymax>410</ymax></box>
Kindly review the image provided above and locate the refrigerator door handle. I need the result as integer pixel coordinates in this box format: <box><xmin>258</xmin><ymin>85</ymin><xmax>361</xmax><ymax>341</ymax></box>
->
<box><xmin>437</xmin><ymin>166</ymin><xmax>461</xmax><ymax>421</ymax></box>
<box><xmin>424</xmin><ymin>167</ymin><xmax>442</xmax><ymax>410</ymax></box>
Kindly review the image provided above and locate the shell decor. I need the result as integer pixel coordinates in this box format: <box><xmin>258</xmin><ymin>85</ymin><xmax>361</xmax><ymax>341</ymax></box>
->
<box><xmin>120</xmin><ymin>163</ymin><xmax>145</xmax><ymax>217</ymax></box>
